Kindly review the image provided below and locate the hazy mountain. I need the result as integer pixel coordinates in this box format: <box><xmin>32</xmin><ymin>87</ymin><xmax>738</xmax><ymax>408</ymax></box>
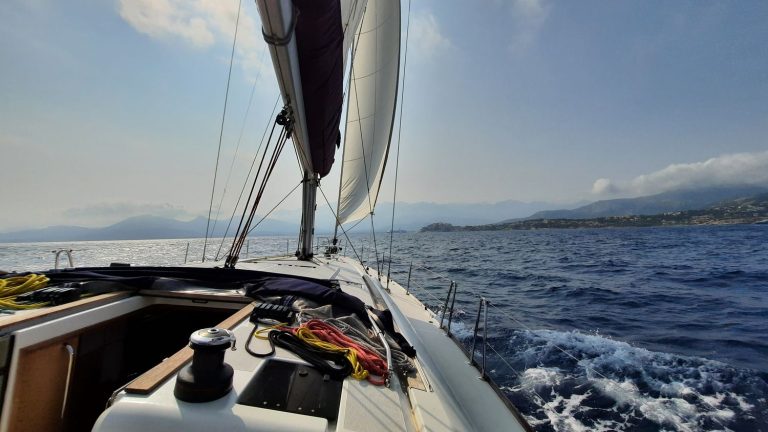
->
<box><xmin>0</xmin><ymin>215</ymin><xmax>297</xmax><ymax>243</ymax></box>
<box><xmin>516</xmin><ymin>185</ymin><xmax>768</xmax><ymax>221</ymax></box>
<box><xmin>0</xmin><ymin>199</ymin><xmax>576</xmax><ymax>242</ymax></box>
<box><xmin>422</xmin><ymin>192</ymin><xmax>768</xmax><ymax>232</ymax></box>
<box><xmin>0</xmin><ymin>225</ymin><xmax>96</xmax><ymax>243</ymax></box>
<box><xmin>283</xmin><ymin>199</ymin><xmax>576</xmax><ymax>233</ymax></box>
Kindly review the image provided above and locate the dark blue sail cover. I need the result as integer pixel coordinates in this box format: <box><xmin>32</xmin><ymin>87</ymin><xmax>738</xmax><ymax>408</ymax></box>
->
<box><xmin>293</xmin><ymin>0</ymin><xmax>344</xmax><ymax>177</ymax></box>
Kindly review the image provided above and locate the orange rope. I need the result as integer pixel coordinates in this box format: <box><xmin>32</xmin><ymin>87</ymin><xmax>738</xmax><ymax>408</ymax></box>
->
<box><xmin>296</xmin><ymin>319</ymin><xmax>389</xmax><ymax>385</ymax></box>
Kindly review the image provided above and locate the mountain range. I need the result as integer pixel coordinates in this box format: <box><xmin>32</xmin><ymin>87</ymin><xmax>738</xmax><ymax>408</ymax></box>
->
<box><xmin>0</xmin><ymin>215</ymin><xmax>296</xmax><ymax>243</ymax></box>
<box><xmin>0</xmin><ymin>200</ymin><xmax>571</xmax><ymax>242</ymax></box>
<box><xmin>290</xmin><ymin>199</ymin><xmax>579</xmax><ymax>232</ymax></box>
<box><xmin>422</xmin><ymin>191</ymin><xmax>768</xmax><ymax>232</ymax></box>
<box><xmin>505</xmin><ymin>185</ymin><xmax>768</xmax><ymax>222</ymax></box>
<box><xmin>3</xmin><ymin>186</ymin><xmax>766</xmax><ymax>242</ymax></box>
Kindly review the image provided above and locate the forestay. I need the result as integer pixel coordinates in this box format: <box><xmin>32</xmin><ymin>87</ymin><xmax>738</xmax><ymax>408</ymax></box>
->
<box><xmin>336</xmin><ymin>0</ymin><xmax>401</xmax><ymax>225</ymax></box>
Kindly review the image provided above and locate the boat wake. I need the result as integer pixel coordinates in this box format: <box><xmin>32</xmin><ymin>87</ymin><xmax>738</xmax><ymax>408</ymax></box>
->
<box><xmin>494</xmin><ymin>329</ymin><xmax>768</xmax><ymax>432</ymax></box>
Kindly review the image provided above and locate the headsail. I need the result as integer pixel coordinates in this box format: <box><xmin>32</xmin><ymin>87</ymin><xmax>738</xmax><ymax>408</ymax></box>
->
<box><xmin>337</xmin><ymin>0</ymin><xmax>401</xmax><ymax>225</ymax></box>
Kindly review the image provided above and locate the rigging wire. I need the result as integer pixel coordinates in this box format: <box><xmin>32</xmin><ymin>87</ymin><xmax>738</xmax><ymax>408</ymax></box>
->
<box><xmin>347</xmin><ymin>19</ymin><xmax>380</xmax><ymax>271</ymax></box>
<box><xmin>225</xmin><ymin>121</ymin><xmax>281</xmax><ymax>263</ymax></box>
<box><xmin>246</xmin><ymin>180</ymin><xmax>302</xmax><ymax>236</ymax></box>
<box><xmin>227</xmin><ymin>116</ymin><xmax>291</xmax><ymax>266</ymax></box>
<box><xmin>209</xmin><ymin>47</ymin><xmax>269</xmax><ymax>239</ymax></box>
<box><xmin>333</xmin><ymin>4</ymin><xmax>369</xmax><ymax>231</ymax></box>
<box><xmin>345</xmin><ymin>215</ymin><xmax>367</xmax><ymax>233</ymax></box>
<box><xmin>318</xmin><ymin>185</ymin><xmax>363</xmax><ymax>263</ymax></box>
<box><xmin>204</xmin><ymin>0</ymin><xmax>243</xmax><ymax>262</ymax></box>
<box><xmin>215</xmin><ymin>95</ymin><xmax>281</xmax><ymax>261</ymax></box>
<box><xmin>366</xmin><ymin>2</ymin><xmax>381</xmax><ymax>273</ymax></box>
<box><xmin>386</xmin><ymin>0</ymin><xmax>412</xmax><ymax>287</ymax></box>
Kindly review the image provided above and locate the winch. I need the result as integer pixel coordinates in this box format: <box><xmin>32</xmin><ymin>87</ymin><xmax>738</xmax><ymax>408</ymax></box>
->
<box><xmin>174</xmin><ymin>327</ymin><xmax>237</xmax><ymax>403</ymax></box>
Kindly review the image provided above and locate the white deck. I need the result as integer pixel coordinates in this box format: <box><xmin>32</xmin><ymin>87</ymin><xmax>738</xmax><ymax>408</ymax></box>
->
<box><xmin>5</xmin><ymin>255</ymin><xmax>528</xmax><ymax>431</ymax></box>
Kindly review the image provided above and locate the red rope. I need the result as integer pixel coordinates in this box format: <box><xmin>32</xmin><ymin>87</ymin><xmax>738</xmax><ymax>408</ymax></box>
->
<box><xmin>299</xmin><ymin>319</ymin><xmax>389</xmax><ymax>385</ymax></box>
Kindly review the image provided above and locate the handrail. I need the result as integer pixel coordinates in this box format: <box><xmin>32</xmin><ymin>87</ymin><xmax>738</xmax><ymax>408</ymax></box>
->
<box><xmin>61</xmin><ymin>343</ymin><xmax>76</xmax><ymax>418</ymax></box>
<box><xmin>380</xmin><ymin>254</ymin><xmax>731</xmax><ymax>430</ymax></box>
<box><xmin>52</xmin><ymin>249</ymin><xmax>75</xmax><ymax>269</ymax></box>
<box><xmin>381</xmin><ymin>255</ymin><xmax>608</xmax><ymax>383</ymax></box>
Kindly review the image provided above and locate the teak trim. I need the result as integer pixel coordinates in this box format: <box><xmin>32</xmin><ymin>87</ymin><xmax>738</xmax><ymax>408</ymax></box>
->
<box><xmin>0</xmin><ymin>292</ymin><xmax>132</xmax><ymax>333</ymax></box>
<box><xmin>124</xmin><ymin>302</ymin><xmax>255</xmax><ymax>395</ymax></box>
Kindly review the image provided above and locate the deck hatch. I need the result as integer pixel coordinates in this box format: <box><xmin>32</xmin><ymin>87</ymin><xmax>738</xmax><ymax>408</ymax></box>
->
<box><xmin>237</xmin><ymin>359</ymin><xmax>343</xmax><ymax>420</ymax></box>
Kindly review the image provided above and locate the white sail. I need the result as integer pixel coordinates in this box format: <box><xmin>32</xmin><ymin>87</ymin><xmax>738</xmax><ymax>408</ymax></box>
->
<box><xmin>337</xmin><ymin>0</ymin><xmax>401</xmax><ymax>225</ymax></box>
<box><xmin>341</xmin><ymin>0</ymin><xmax>368</xmax><ymax>67</ymax></box>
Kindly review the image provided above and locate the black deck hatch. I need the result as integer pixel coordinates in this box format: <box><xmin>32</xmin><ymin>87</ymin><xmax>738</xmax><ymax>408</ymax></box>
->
<box><xmin>237</xmin><ymin>359</ymin><xmax>343</xmax><ymax>420</ymax></box>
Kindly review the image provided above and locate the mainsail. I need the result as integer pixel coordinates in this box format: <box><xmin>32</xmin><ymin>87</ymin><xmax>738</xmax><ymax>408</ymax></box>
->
<box><xmin>336</xmin><ymin>0</ymin><xmax>401</xmax><ymax>225</ymax></box>
<box><xmin>254</xmin><ymin>0</ymin><xmax>400</xmax><ymax>256</ymax></box>
<box><xmin>255</xmin><ymin>0</ymin><xmax>377</xmax><ymax>178</ymax></box>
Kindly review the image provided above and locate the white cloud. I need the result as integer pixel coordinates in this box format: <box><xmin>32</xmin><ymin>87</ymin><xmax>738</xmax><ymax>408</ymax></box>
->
<box><xmin>591</xmin><ymin>178</ymin><xmax>617</xmax><ymax>195</ymax></box>
<box><xmin>592</xmin><ymin>151</ymin><xmax>768</xmax><ymax>196</ymax></box>
<box><xmin>508</xmin><ymin>0</ymin><xmax>550</xmax><ymax>52</ymax></box>
<box><xmin>118</xmin><ymin>0</ymin><xmax>215</xmax><ymax>48</ymax></box>
<box><xmin>118</xmin><ymin>0</ymin><xmax>268</xmax><ymax>77</ymax></box>
<box><xmin>410</xmin><ymin>12</ymin><xmax>450</xmax><ymax>58</ymax></box>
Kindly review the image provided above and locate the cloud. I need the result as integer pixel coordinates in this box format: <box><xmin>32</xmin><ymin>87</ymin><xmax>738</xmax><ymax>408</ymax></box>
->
<box><xmin>62</xmin><ymin>202</ymin><xmax>197</xmax><ymax>226</ymax></box>
<box><xmin>118</xmin><ymin>0</ymin><xmax>268</xmax><ymax>77</ymax></box>
<box><xmin>592</xmin><ymin>150</ymin><xmax>768</xmax><ymax>196</ymax></box>
<box><xmin>508</xmin><ymin>0</ymin><xmax>551</xmax><ymax>52</ymax></box>
<box><xmin>591</xmin><ymin>178</ymin><xmax>618</xmax><ymax>195</ymax></box>
<box><xmin>118</xmin><ymin>0</ymin><xmax>214</xmax><ymax>47</ymax></box>
<box><xmin>410</xmin><ymin>12</ymin><xmax>450</xmax><ymax>58</ymax></box>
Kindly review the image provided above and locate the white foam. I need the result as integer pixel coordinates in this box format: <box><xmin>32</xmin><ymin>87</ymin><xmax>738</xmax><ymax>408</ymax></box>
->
<box><xmin>446</xmin><ymin>318</ymin><xmax>474</xmax><ymax>339</ymax></box>
<box><xmin>519</xmin><ymin>367</ymin><xmax>564</xmax><ymax>389</ymax></box>
<box><xmin>503</xmin><ymin>329</ymin><xmax>760</xmax><ymax>431</ymax></box>
<box><xmin>593</xmin><ymin>377</ymin><xmax>707</xmax><ymax>432</ymax></box>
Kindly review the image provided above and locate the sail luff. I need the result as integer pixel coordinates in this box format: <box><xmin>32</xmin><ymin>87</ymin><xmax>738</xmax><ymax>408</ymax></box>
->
<box><xmin>334</xmin><ymin>41</ymin><xmax>356</xmax><ymax>235</ymax></box>
<box><xmin>255</xmin><ymin>0</ymin><xmax>314</xmax><ymax>173</ymax></box>
<box><xmin>371</xmin><ymin>0</ymin><xmax>399</xmax><ymax>217</ymax></box>
<box><xmin>336</xmin><ymin>0</ymin><xmax>401</xmax><ymax>225</ymax></box>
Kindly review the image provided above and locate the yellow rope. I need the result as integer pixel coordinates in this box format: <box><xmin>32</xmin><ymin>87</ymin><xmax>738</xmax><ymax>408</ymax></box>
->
<box><xmin>253</xmin><ymin>322</ymin><xmax>289</xmax><ymax>339</ymax></box>
<box><xmin>0</xmin><ymin>274</ymin><xmax>50</xmax><ymax>310</ymax></box>
<box><xmin>293</xmin><ymin>326</ymin><xmax>369</xmax><ymax>381</ymax></box>
<box><xmin>253</xmin><ymin>322</ymin><xmax>369</xmax><ymax>381</ymax></box>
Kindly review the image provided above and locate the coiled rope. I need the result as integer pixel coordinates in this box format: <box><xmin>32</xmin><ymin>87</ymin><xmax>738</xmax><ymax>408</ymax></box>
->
<box><xmin>297</xmin><ymin>320</ymin><xmax>388</xmax><ymax>385</ymax></box>
<box><xmin>245</xmin><ymin>318</ymin><xmax>390</xmax><ymax>385</ymax></box>
<box><xmin>0</xmin><ymin>274</ymin><xmax>49</xmax><ymax>310</ymax></box>
<box><xmin>325</xmin><ymin>317</ymin><xmax>412</xmax><ymax>370</ymax></box>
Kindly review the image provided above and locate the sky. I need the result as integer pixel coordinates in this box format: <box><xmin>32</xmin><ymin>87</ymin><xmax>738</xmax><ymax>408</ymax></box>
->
<box><xmin>1</xmin><ymin>0</ymin><xmax>767</xmax><ymax>231</ymax></box>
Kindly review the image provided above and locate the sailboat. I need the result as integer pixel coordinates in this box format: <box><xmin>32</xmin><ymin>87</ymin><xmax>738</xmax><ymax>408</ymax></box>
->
<box><xmin>0</xmin><ymin>1</ymin><xmax>531</xmax><ymax>430</ymax></box>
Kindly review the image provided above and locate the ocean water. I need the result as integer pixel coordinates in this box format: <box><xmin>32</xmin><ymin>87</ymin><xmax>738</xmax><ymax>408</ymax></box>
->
<box><xmin>2</xmin><ymin>225</ymin><xmax>767</xmax><ymax>431</ymax></box>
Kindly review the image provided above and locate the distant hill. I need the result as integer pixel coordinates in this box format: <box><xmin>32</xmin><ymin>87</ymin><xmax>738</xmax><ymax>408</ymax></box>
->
<box><xmin>422</xmin><ymin>192</ymin><xmax>768</xmax><ymax>232</ymax></box>
<box><xmin>0</xmin><ymin>199</ymin><xmax>574</xmax><ymax>242</ymax></box>
<box><xmin>0</xmin><ymin>215</ymin><xmax>298</xmax><ymax>243</ymax></box>
<box><xmin>515</xmin><ymin>185</ymin><xmax>768</xmax><ymax>221</ymax></box>
<box><xmin>282</xmin><ymin>199</ymin><xmax>577</xmax><ymax>232</ymax></box>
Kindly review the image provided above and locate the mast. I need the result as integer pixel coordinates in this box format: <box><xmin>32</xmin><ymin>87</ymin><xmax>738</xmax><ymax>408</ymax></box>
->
<box><xmin>254</xmin><ymin>0</ymin><xmax>377</xmax><ymax>260</ymax></box>
<box><xmin>298</xmin><ymin>171</ymin><xmax>319</xmax><ymax>259</ymax></box>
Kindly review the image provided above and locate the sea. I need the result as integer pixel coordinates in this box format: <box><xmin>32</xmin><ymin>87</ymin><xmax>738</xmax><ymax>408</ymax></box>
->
<box><xmin>1</xmin><ymin>224</ymin><xmax>767</xmax><ymax>432</ymax></box>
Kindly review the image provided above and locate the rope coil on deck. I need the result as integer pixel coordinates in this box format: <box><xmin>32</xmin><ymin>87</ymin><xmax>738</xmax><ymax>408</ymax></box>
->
<box><xmin>245</xmin><ymin>318</ymin><xmax>391</xmax><ymax>385</ymax></box>
<box><xmin>0</xmin><ymin>274</ymin><xmax>49</xmax><ymax>310</ymax></box>
<box><xmin>297</xmin><ymin>320</ymin><xmax>389</xmax><ymax>385</ymax></box>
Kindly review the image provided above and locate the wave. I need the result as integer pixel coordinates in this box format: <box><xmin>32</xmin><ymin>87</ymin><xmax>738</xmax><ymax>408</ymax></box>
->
<box><xmin>497</xmin><ymin>329</ymin><xmax>768</xmax><ymax>431</ymax></box>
